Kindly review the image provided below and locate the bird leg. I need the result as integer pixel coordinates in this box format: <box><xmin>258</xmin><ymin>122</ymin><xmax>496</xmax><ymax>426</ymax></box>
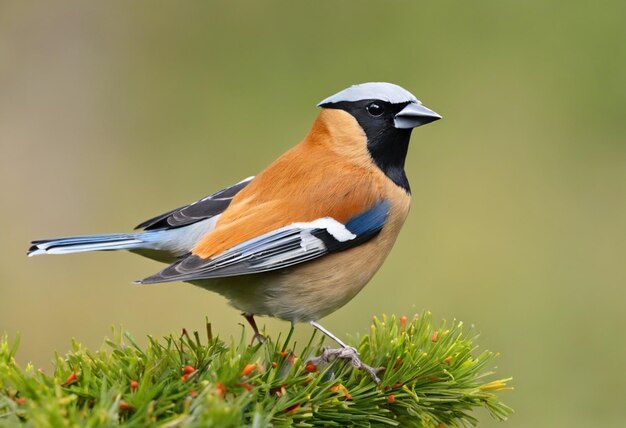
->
<box><xmin>307</xmin><ymin>321</ymin><xmax>385</xmax><ymax>384</ymax></box>
<box><xmin>243</xmin><ymin>314</ymin><xmax>266</xmax><ymax>345</ymax></box>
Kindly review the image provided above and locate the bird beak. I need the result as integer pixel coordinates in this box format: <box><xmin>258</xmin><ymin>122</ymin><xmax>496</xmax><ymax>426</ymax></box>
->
<box><xmin>394</xmin><ymin>102</ymin><xmax>442</xmax><ymax>129</ymax></box>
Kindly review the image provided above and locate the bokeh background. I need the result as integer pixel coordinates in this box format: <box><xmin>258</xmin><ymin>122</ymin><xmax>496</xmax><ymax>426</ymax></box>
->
<box><xmin>1</xmin><ymin>1</ymin><xmax>625</xmax><ymax>426</ymax></box>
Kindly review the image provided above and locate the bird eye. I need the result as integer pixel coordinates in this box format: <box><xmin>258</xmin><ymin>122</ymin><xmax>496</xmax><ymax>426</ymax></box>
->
<box><xmin>366</xmin><ymin>103</ymin><xmax>384</xmax><ymax>117</ymax></box>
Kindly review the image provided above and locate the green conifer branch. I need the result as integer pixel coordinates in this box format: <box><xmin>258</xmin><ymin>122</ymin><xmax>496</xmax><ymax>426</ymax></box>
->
<box><xmin>0</xmin><ymin>312</ymin><xmax>512</xmax><ymax>427</ymax></box>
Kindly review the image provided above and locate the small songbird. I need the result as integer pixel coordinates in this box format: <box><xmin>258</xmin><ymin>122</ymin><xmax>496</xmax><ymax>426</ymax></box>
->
<box><xmin>28</xmin><ymin>82</ymin><xmax>441</xmax><ymax>381</ymax></box>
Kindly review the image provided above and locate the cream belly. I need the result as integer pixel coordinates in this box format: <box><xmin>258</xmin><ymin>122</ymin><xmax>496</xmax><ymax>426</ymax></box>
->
<box><xmin>191</xmin><ymin>182</ymin><xmax>410</xmax><ymax>323</ymax></box>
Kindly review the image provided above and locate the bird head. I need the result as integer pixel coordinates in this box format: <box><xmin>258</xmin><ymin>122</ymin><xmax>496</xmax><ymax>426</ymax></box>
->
<box><xmin>316</xmin><ymin>82</ymin><xmax>441</xmax><ymax>192</ymax></box>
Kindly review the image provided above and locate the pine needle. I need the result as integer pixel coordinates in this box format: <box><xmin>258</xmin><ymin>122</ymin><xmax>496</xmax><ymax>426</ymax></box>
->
<box><xmin>0</xmin><ymin>312</ymin><xmax>512</xmax><ymax>427</ymax></box>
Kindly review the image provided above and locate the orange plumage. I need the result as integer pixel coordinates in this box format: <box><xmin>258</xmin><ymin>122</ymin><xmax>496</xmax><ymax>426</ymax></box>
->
<box><xmin>192</xmin><ymin>109</ymin><xmax>384</xmax><ymax>259</ymax></box>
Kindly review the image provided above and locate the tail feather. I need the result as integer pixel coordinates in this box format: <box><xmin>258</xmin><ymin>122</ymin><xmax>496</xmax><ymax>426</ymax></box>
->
<box><xmin>28</xmin><ymin>219</ymin><xmax>216</xmax><ymax>260</ymax></box>
<box><xmin>28</xmin><ymin>233</ymin><xmax>145</xmax><ymax>256</ymax></box>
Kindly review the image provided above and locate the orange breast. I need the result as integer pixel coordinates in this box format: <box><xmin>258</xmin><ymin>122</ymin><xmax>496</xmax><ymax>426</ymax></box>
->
<box><xmin>192</xmin><ymin>110</ymin><xmax>386</xmax><ymax>259</ymax></box>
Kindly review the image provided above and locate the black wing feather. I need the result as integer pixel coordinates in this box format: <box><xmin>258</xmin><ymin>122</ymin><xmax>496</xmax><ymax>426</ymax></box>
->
<box><xmin>135</xmin><ymin>177</ymin><xmax>254</xmax><ymax>230</ymax></box>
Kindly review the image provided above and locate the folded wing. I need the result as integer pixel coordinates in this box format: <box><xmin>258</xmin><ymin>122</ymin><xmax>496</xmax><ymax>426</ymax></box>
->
<box><xmin>138</xmin><ymin>200</ymin><xmax>390</xmax><ymax>284</ymax></box>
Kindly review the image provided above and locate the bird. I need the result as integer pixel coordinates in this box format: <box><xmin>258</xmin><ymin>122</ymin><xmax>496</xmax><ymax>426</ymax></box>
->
<box><xmin>28</xmin><ymin>82</ymin><xmax>441</xmax><ymax>382</ymax></box>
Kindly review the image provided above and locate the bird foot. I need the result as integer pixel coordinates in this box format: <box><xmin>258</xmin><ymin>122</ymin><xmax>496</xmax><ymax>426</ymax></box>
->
<box><xmin>307</xmin><ymin>346</ymin><xmax>385</xmax><ymax>384</ymax></box>
<box><xmin>250</xmin><ymin>332</ymin><xmax>266</xmax><ymax>346</ymax></box>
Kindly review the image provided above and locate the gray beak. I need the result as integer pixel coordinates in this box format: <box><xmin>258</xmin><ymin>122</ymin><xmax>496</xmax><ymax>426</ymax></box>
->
<box><xmin>394</xmin><ymin>102</ymin><xmax>442</xmax><ymax>129</ymax></box>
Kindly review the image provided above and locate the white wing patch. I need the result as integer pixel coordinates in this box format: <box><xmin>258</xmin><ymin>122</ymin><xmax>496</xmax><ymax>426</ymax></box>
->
<box><xmin>291</xmin><ymin>218</ymin><xmax>356</xmax><ymax>243</ymax></box>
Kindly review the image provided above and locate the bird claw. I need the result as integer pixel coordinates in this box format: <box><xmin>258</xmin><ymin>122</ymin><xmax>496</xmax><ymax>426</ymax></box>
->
<box><xmin>307</xmin><ymin>346</ymin><xmax>385</xmax><ymax>384</ymax></box>
<box><xmin>250</xmin><ymin>332</ymin><xmax>266</xmax><ymax>346</ymax></box>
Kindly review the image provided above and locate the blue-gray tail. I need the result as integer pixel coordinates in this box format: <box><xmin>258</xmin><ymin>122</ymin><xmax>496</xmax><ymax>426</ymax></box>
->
<box><xmin>28</xmin><ymin>233</ymin><xmax>146</xmax><ymax>256</ymax></box>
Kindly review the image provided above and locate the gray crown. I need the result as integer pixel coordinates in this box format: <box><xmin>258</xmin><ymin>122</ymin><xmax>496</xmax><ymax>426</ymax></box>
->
<box><xmin>318</xmin><ymin>82</ymin><xmax>419</xmax><ymax>106</ymax></box>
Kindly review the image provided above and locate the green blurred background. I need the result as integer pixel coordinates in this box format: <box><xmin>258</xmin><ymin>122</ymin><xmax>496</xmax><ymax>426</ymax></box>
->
<box><xmin>1</xmin><ymin>1</ymin><xmax>625</xmax><ymax>426</ymax></box>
